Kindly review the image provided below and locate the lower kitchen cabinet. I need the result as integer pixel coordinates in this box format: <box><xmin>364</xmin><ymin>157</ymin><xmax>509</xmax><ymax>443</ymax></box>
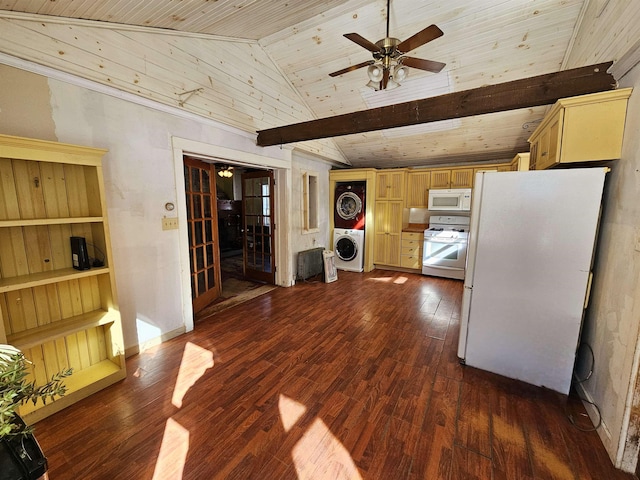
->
<box><xmin>400</xmin><ymin>232</ymin><xmax>424</xmax><ymax>270</ymax></box>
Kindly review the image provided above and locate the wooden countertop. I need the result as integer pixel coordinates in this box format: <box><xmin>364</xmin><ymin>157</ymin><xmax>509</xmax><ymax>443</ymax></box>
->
<box><xmin>402</xmin><ymin>223</ymin><xmax>428</xmax><ymax>233</ymax></box>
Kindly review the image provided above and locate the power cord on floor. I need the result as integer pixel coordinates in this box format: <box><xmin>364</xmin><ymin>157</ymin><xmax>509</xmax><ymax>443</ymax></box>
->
<box><xmin>567</xmin><ymin>342</ymin><xmax>602</xmax><ymax>432</ymax></box>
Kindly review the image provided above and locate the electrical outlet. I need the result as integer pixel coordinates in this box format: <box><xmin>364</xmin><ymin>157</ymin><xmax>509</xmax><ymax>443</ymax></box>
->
<box><xmin>162</xmin><ymin>217</ymin><xmax>179</xmax><ymax>230</ymax></box>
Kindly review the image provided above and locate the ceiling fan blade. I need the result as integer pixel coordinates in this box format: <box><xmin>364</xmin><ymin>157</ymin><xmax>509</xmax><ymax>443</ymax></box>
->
<box><xmin>397</xmin><ymin>24</ymin><xmax>443</xmax><ymax>54</ymax></box>
<box><xmin>329</xmin><ymin>60</ymin><xmax>375</xmax><ymax>77</ymax></box>
<box><xmin>344</xmin><ymin>33</ymin><xmax>381</xmax><ymax>53</ymax></box>
<box><xmin>402</xmin><ymin>56</ymin><xmax>446</xmax><ymax>73</ymax></box>
<box><xmin>382</xmin><ymin>68</ymin><xmax>390</xmax><ymax>90</ymax></box>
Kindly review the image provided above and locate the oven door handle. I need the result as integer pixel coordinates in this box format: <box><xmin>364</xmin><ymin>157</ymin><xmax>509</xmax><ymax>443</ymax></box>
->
<box><xmin>424</xmin><ymin>239</ymin><xmax>467</xmax><ymax>245</ymax></box>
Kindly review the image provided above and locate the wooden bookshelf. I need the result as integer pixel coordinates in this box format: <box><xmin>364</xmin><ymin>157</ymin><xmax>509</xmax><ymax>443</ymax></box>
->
<box><xmin>0</xmin><ymin>134</ymin><xmax>126</xmax><ymax>424</ymax></box>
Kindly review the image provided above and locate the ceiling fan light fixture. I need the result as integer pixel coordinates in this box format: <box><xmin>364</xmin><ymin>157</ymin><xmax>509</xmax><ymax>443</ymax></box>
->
<box><xmin>366</xmin><ymin>79</ymin><xmax>381</xmax><ymax>91</ymax></box>
<box><xmin>386</xmin><ymin>78</ymin><xmax>400</xmax><ymax>90</ymax></box>
<box><xmin>367</xmin><ymin>64</ymin><xmax>384</xmax><ymax>82</ymax></box>
<box><xmin>393</xmin><ymin>65</ymin><xmax>409</xmax><ymax>83</ymax></box>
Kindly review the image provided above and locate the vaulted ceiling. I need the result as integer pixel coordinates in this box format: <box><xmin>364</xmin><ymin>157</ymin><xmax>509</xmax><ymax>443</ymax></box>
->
<box><xmin>0</xmin><ymin>0</ymin><xmax>626</xmax><ymax>168</ymax></box>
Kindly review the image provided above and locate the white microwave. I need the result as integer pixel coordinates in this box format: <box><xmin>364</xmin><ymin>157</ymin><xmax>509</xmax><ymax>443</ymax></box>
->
<box><xmin>428</xmin><ymin>188</ymin><xmax>472</xmax><ymax>211</ymax></box>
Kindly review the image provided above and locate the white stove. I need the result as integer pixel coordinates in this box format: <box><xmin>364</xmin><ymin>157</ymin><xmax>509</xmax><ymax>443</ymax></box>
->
<box><xmin>422</xmin><ymin>215</ymin><xmax>470</xmax><ymax>280</ymax></box>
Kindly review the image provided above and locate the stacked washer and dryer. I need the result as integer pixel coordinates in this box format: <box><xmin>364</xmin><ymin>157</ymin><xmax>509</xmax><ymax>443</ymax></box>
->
<box><xmin>333</xmin><ymin>181</ymin><xmax>366</xmax><ymax>272</ymax></box>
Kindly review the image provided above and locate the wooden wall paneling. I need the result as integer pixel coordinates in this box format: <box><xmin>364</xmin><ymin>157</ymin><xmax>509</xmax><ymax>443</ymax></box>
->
<box><xmin>42</xmin><ymin>340</ymin><xmax>60</xmax><ymax>377</ymax></box>
<box><xmin>66</xmin><ymin>333</ymin><xmax>82</xmax><ymax>372</ymax></box>
<box><xmin>0</xmin><ymin>18</ymin><xmax>346</xmax><ymax>163</ymax></box>
<box><xmin>23</xmin><ymin>225</ymin><xmax>52</xmax><ymax>273</ymax></box>
<box><xmin>82</xmin><ymin>165</ymin><xmax>103</xmax><ymax>217</ymax></box>
<box><xmin>56</xmin><ymin>280</ymin><xmax>75</xmax><ymax>320</ymax></box>
<box><xmin>27</xmin><ymin>345</ymin><xmax>48</xmax><ymax>387</ymax></box>
<box><xmin>32</xmin><ymin>284</ymin><xmax>52</xmax><ymax>327</ymax></box>
<box><xmin>0</xmin><ymin>294</ymin><xmax>10</xmax><ymax>339</ymax></box>
<box><xmin>48</xmin><ymin>224</ymin><xmax>73</xmax><ymax>269</ymax></box>
<box><xmin>97</xmin><ymin>272</ymin><xmax>115</xmax><ymax>312</ymax></box>
<box><xmin>68</xmin><ymin>279</ymin><xmax>84</xmax><ymax>317</ymax></box>
<box><xmin>40</xmin><ymin>162</ymin><xmax>69</xmax><ymax>218</ymax></box>
<box><xmin>11</xmin><ymin>288</ymin><xmax>38</xmax><ymax>332</ymax></box>
<box><xmin>5</xmin><ymin>20</ymin><xmax>306</xmax><ymax>129</ymax></box>
<box><xmin>13</xmin><ymin>160</ymin><xmax>46</xmax><ymax>219</ymax></box>
<box><xmin>0</xmin><ymin>226</ymin><xmax>28</xmax><ymax>277</ymax></box>
<box><xmin>86</xmin><ymin>326</ymin><xmax>101</xmax><ymax>365</ymax></box>
<box><xmin>44</xmin><ymin>283</ymin><xmax>62</xmax><ymax>323</ymax></box>
<box><xmin>0</xmin><ymin>157</ymin><xmax>20</xmax><ymax>219</ymax></box>
<box><xmin>75</xmin><ymin>329</ymin><xmax>91</xmax><ymax>369</ymax></box>
<box><xmin>64</xmin><ymin>164</ymin><xmax>90</xmax><ymax>217</ymax></box>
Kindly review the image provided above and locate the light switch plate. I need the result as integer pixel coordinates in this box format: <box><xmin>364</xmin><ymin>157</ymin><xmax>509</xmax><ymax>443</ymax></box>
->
<box><xmin>162</xmin><ymin>217</ymin><xmax>179</xmax><ymax>230</ymax></box>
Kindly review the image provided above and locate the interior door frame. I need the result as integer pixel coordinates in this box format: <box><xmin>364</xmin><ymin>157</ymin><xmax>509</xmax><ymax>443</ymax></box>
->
<box><xmin>171</xmin><ymin>136</ymin><xmax>293</xmax><ymax>333</ymax></box>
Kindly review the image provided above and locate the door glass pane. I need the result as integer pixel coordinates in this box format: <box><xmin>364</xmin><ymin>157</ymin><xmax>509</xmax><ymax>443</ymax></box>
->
<box><xmin>186</xmin><ymin>195</ymin><xmax>192</xmax><ymax>220</ymax></box>
<box><xmin>195</xmin><ymin>221</ymin><xmax>203</xmax><ymax>245</ymax></box>
<box><xmin>202</xmin><ymin>169</ymin><xmax>210</xmax><ymax>193</ymax></box>
<box><xmin>193</xmin><ymin>195</ymin><xmax>202</xmax><ymax>219</ymax></box>
<box><xmin>244</xmin><ymin>178</ymin><xmax>254</xmax><ymax>196</ymax></box>
<box><xmin>196</xmin><ymin>246</ymin><xmax>205</xmax><ymax>270</ymax></box>
<box><xmin>205</xmin><ymin>222</ymin><xmax>212</xmax><ymax>243</ymax></box>
<box><xmin>206</xmin><ymin>244</ymin><xmax>214</xmax><ymax>266</ymax></box>
<box><xmin>197</xmin><ymin>271</ymin><xmax>206</xmax><ymax>295</ymax></box>
<box><xmin>204</xmin><ymin>196</ymin><xmax>211</xmax><ymax>218</ymax></box>
<box><xmin>192</xmin><ymin>168</ymin><xmax>201</xmax><ymax>192</ymax></box>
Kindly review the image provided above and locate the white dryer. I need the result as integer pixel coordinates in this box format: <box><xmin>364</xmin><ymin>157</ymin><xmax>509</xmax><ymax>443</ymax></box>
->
<box><xmin>333</xmin><ymin>228</ymin><xmax>365</xmax><ymax>272</ymax></box>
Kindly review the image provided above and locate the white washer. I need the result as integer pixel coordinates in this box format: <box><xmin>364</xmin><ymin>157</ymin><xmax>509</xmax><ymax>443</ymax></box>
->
<box><xmin>333</xmin><ymin>228</ymin><xmax>365</xmax><ymax>272</ymax></box>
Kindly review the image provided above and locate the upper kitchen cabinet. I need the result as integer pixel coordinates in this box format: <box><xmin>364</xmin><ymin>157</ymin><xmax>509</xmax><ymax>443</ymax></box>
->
<box><xmin>451</xmin><ymin>168</ymin><xmax>474</xmax><ymax>188</ymax></box>
<box><xmin>375</xmin><ymin>169</ymin><xmax>407</xmax><ymax>200</ymax></box>
<box><xmin>406</xmin><ymin>170</ymin><xmax>431</xmax><ymax>208</ymax></box>
<box><xmin>430</xmin><ymin>168</ymin><xmax>474</xmax><ymax>189</ymax></box>
<box><xmin>0</xmin><ymin>134</ymin><xmax>125</xmax><ymax>423</ymax></box>
<box><xmin>528</xmin><ymin>89</ymin><xmax>632</xmax><ymax>170</ymax></box>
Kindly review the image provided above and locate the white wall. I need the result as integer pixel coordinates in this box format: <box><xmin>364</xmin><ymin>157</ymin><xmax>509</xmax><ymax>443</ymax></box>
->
<box><xmin>0</xmin><ymin>61</ymin><xmax>332</xmax><ymax>356</ymax></box>
<box><xmin>290</xmin><ymin>150</ymin><xmax>332</xmax><ymax>283</ymax></box>
<box><xmin>565</xmin><ymin>2</ymin><xmax>640</xmax><ymax>472</ymax></box>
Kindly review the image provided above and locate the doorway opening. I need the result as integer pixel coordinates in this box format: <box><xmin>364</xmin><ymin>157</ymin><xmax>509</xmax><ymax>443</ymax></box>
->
<box><xmin>184</xmin><ymin>156</ymin><xmax>276</xmax><ymax>321</ymax></box>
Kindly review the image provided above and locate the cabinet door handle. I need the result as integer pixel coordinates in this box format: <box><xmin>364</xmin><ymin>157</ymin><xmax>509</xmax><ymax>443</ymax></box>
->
<box><xmin>541</xmin><ymin>152</ymin><xmax>548</xmax><ymax>157</ymax></box>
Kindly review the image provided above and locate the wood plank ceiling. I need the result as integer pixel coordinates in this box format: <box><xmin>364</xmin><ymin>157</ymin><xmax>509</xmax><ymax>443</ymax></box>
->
<box><xmin>0</xmin><ymin>0</ymin><xmax>596</xmax><ymax>168</ymax></box>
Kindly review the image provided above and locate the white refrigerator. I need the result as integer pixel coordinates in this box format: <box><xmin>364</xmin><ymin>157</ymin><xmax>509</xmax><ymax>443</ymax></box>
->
<box><xmin>458</xmin><ymin>168</ymin><xmax>607</xmax><ymax>395</ymax></box>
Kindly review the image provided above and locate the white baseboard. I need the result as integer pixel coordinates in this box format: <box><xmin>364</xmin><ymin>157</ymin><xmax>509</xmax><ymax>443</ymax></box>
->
<box><xmin>124</xmin><ymin>327</ymin><xmax>186</xmax><ymax>358</ymax></box>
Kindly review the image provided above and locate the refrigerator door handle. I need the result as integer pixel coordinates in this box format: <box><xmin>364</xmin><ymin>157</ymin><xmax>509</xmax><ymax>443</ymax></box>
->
<box><xmin>584</xmin><ymin>272</ymin><xmax>593</xmax><ymax>309</ymax></box>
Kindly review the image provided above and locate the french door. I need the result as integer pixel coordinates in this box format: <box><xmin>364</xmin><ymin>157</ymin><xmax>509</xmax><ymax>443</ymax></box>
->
<box><xmin>242</xmin><ymin>170</ymin><xmax>275</xmax><ymax>284</ymax></box>
<box><xmin>184</xmin><ymin>157</ymin><xmax>221</xmax><ymax>313</ymax></box>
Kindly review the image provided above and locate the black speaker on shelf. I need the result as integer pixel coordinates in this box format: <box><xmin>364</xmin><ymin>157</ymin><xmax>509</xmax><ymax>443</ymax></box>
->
<box><xmin>70</xmin><ymin>236</ymin><xmax>91</xmax><ymax>270</ymax></box>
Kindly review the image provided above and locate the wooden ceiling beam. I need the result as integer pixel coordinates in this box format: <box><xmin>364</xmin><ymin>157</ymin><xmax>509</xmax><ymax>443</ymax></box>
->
<box><xmin>256</xmin><ymin>62</ymin><xmax>615</xmax><ymax>147</ymax></box>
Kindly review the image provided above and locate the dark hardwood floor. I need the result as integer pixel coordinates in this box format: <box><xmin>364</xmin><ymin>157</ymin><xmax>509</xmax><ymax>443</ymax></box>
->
<box><xmin>33</xmin><ymin>270</ymin><xmax>635</xmax><ymax>479</ymax></box>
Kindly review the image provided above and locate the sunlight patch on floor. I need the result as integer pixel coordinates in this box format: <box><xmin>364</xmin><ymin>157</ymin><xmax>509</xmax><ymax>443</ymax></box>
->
<box><xmin>292</xmin><ymin>418</ymin><xmax>363</xmax><ymax>480</ymax></box>
<box><xmin>367</xmin><ymin>277</ymin><xmax>393</xmax><ymax>283</ymax></box>
<box><xmin>172</xmin><ymin>342</ymin><xmax>214</xmax><ymax>408</ymax></box>
<box><xmin>279</xmin><ymin>394</ymin><xmax>307</xmax><ymax>432</ymax></box>
<box><xmin>152</xmin><ymin>418</ymin><xmax>190</xmax><ymax>480</ymax></box>
<box><xmin>279</xmin><ymin>394</ymin><xmax>362</xmax><ymax>479</ymax></box>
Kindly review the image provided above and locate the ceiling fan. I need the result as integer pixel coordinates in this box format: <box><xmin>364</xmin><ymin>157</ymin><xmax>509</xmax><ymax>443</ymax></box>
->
<box><xmin>329</xmin><ymin>0</ymin><xmax>445</xmax><ymax>90</ymax></box>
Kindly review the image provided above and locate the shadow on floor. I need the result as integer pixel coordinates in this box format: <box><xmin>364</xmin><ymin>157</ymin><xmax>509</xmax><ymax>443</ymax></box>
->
<box><xmin>195</xmin><ymin>253</ymin><xmax>277</xmax><ymax>321</ymax></box>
